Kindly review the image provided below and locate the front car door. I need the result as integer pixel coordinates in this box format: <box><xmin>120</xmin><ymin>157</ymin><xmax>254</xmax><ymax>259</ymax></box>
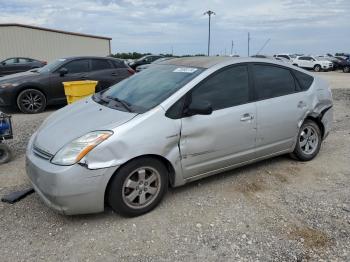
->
<box><xmin>49</xmin><ymin>59</ymin><xmax>90</xmax><ymax>104</ymax></box>
<box><xmin>252</xmin><ymin>63</ymin><xmax>309</xmax><ymax>157</ymax></box>
<box><xmin>179</xmin><ymin>64</ymin><xmax>257</xmax><ymax>179</ymax></box>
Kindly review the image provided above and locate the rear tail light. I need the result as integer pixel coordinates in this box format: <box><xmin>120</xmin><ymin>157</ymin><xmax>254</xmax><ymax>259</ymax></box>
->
<box><xmin>127</xmin><ymin>68</ymin><xmax>135</xmax><ymax>75</ymax></box>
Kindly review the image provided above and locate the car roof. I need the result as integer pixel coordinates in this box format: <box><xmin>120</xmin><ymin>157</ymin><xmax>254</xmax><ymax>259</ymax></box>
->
<box><xmin>159</xmin><ymin>56</ymin><xmax>298</xmax><ymax>69</ymax></box>
<box><xmin>62</xmin><ymin>56</ymin><xmax>122</xmax><ymax>61</ymax></box>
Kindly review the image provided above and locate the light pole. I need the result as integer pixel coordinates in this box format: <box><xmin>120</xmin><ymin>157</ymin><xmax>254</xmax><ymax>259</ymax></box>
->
<box><xmin>204</xmin><ymin>10</ymin><xmax>215</xmax><ymax>56</ymax></box>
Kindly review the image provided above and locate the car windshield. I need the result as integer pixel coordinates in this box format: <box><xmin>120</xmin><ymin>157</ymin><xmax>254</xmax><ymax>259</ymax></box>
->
<box><xmin>94</xmin><ymin>64</ymin><xmax>204</xmax><ymax>113</ymax></box>
<box><xmin>36</xmin><ymin>59</ymin><xmax>66</xmax><ymax>73</ymax></box>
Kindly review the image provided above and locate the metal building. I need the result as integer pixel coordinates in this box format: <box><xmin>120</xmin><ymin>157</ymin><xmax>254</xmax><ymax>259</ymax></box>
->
<box><xmin>0</xmin><ymin>23</ymin><xmax>112</xmax><ymax>62</ymax></box>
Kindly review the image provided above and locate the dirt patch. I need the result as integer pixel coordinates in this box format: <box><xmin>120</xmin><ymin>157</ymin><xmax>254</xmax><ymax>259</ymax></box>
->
<box><xmin>234</xmin><ymin>179</ymin><xmax>266</xmax><ymax>197</ymax></box>
<box><xmin>289</xmin><ymin>226</ymin><xmax>331</xmax><ymax>249</ymax></box>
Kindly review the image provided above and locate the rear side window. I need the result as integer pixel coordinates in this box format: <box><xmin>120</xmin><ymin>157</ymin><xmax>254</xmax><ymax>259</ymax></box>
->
<box><xmin>191</xmin><ymin>65</ymin><xmax>249</xmax><ymax>111</ymax></box>
<box><xmin>293</xmin><ymin>70</ymin><xmax>314</xmax><ymax>91</ymax></box>
<box><xmin>64</xmin><ymin>60</ymin><xmax>89</xmax><ymax>73</ymax></box>
<box><xmin>253</xmin><ymin>64</ymin><xmax>296</xmax><ymax>100</ymax></box>
<box><xmin>91</xmin><ymin>59</ymin><xmax>112</xmax><ymax>71</ymax></box>
<box><xmin>112</xmin><ymin>60</ymin><xmax>127</xmax><ymax>68</ymax></box>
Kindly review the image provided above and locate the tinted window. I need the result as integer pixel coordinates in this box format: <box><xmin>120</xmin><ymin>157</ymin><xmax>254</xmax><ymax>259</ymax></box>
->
<box><xmin>99</xmin><ymin>65</ymin><xmax>203</xmax><ymax>113</ymax></box>
<box><xmin>112</xmin><ymin>60</ymin><xmax>127</xmax><ymax>68</ymax></box>
<box><xmin>253</xmin><ymin>64</ymin><xmax>296</xmax><ymax>100</ymax></box>
<box><xmin>3</xmin><ymin>58</ymin><xmax>17</xmax><ymax>65</ymax></box>
<box><xmin>91</xmin><ymin>59</ymin><xmax>112</xmax><ymax>71</ymax></box>
<box><xmin>190</xmin><ymin>65</ymin><xmax>249</xmax><ymax>111</ymax></box>
<box><xmin>293</xmin><ymin>70</ymin><xmax>314</xmax><ymax>91</ymax></box>
<box><xmin>279</xmin><ymin>55</ymin><xmax>290</xmax><ymax>60</ymax></box>
<box><xmin>298</xmin><ymin>57</ymin><xmax>307</xmax><ymax>61</ymax></box>
<box><xmin>64</xmin><ymin>60</ymin><xmax>89</xmax><ymax>74</ymax></box>
<box><xmin>18</xmin><ymin>58</ymin><xmax>30</xmax><ymax>63</ymax></box>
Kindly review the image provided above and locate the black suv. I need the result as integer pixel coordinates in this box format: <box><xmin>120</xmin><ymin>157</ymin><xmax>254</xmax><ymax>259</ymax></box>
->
<box><xmin>0</xmin><ymin>57</ymin><xmax>46</xmax><ymax>76</ymax></box>
<box><xmin>129</xmin><ymin>55</ymin><xmax>164</xmax><ymax>70</ymax></box>
<box><xmin>0</xmin><ymin>56</ymin><xmax>134</xmax><ymax>113</ymax></box>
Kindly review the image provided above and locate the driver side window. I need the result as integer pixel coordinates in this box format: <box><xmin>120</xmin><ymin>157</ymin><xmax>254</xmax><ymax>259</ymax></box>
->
<box><xmin>62</xmin><ymin>59</ymin><xmax>89</xmax><ymax>74</ymax></box>
<box><xmin>3</xmin><ymin>58</ymin><xmax>17</xmax><ymax>65</ymax></box>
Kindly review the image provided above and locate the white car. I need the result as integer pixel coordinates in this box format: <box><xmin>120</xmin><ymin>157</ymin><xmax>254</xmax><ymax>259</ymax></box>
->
<box><xmin>274</xmin><ymin>54</ymin><xmax>297</xmax><ymax>61</ymax></box>
<box><xmin>293</xmin><ymin>56</ymin><xmax>333</xmax><ymax>72</ymax></box>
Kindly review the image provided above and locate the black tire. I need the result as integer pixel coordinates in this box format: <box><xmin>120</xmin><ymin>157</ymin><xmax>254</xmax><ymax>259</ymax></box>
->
<box><xmin>343</xmin><ymin>66</ymin><xmax>350</xmax><ymax>73</ymax></box>
<box><xmin>314</xmin><ymin>64</ymin><xmax>321</xmax><ymax>72</ymax></box>
<box><xmin>291</xmin><ymin>120</ymin><xmax>322</xmax><ymax>161</ymax></box>
<box><xmin>108</xmin><ymin>157</ymin><xmax>168</xmax><ymax>217</ymax></box>
<box><xmin>17</xmin><ymin>89</ymin><xmax>47</xmax><ymax>114</ymax></box>
<box><xmin>0</xmin><ymin>144</ymin><xmax>12</xmax><ymax>164</ymax></box>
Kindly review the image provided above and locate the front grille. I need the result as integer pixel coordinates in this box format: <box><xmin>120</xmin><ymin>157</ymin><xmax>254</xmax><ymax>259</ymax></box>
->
<box><xmin>33</xmin><ymin>145</ymin><xmax>53</xmax><ymax>161</ymax></box>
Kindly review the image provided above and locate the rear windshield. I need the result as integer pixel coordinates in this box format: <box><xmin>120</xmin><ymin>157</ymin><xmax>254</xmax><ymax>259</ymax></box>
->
<box><xmin>94</xmin><ymin>64</ymin><xmax>204</xmax><ymax>113</ymax></box>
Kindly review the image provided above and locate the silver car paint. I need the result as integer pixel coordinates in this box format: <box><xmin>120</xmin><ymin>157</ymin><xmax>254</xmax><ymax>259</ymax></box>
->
<box><xmin>26</xmin><ymin>58</ymin><xmax>333</xmax><ymax>215</ymax></box>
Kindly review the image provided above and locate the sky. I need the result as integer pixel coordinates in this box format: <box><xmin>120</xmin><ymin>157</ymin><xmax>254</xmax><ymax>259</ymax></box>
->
<box><xmin>1</xmin><ymin>0</ymin><xmax>349</xmax><ymax>56</ymax></box>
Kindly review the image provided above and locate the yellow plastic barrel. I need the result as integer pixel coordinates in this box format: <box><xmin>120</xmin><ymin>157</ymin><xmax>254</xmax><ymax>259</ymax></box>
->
<box><xmin>63</xmin><ymin>80</ymin><xmax>98</xmax><ymax>104</ymax></box>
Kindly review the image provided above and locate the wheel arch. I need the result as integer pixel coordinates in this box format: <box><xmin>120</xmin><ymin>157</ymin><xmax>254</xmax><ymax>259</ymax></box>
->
<box><xmin>16</xmin><ymin>85</ymin><xmax>47</xmax><ymax>102</ymax></box>
<box><xmin>104</xmin><ymin>154</ymin><xmax>176</xmax><ymax>204</ymax></box>
<box><xmin>303</xmin><ymin>114</ymin><xmax>325</xmax><ymax>139</ymax></box>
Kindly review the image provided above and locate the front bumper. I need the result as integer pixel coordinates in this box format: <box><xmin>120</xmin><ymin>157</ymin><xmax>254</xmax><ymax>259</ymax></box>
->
<box><xmin>25</xmin><ymin>136</ymin><xmax>118</xmax><ymax>215</ymax></box>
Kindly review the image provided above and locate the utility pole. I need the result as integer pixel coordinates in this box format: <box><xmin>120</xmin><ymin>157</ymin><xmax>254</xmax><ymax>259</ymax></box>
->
<box><xmin>204</xmin><ymin>10</ymin><xmax>215</xmax><ymax>56</ymax></box>
<box><xmin>248</xmin><ymin>32</ymin><xmax>251</xmax><ymax>57</ymax></box>
<box><xmin>230</xmin><ymin>40</ymin><xmax>234</xmax><ymax>56</ymax></box>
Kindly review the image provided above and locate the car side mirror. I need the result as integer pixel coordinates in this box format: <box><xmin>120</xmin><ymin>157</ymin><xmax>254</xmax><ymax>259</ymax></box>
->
<box><xmin>184</xmin><ymin>100</ymin><xmax>213</xmax><ymax>116</ymax></box>
<box><xmin>59</xmin><ymin>67</ymin><xmax>68</xmax><ymax>76</ymax></box>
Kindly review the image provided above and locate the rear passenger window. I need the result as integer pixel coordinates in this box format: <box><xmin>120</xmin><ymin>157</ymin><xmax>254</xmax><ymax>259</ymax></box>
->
<box><xmin>91</xmin><ymin>59</ymin><xmax>112</xmax><ymax>71</ymax></box>
<box><xmin>191</xmin><ymin>65</ymin><xmax>249</xmax><ymax>111</ymax></box>
<box><xmin>253</xmin><ymin>64</ymin><xmax>296</xmax><ymax>100</ymax></box>
<box><xmin>293</xmin><ymin>70</ymin><xmax>314</xmax><ymax>91</ymax></box>
<box><xmin>112</xmin><ymin>60</ymin><xmax>127</xmax><ymax>68</ymax></box>
<box><xmin>64</xmin><ymin>60</ymin><xmax>89</xmax><ymax>73</ymax></box>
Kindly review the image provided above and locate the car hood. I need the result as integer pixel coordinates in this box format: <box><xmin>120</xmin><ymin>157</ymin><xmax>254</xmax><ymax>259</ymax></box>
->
<box><xmin>34</xmin><ymin>97</ymin><xmax>137</xmax><ymax>155</ymax></box>
<box><xmin>0</xmin><ymin>70</ymin><xmax>42</xmax><ymax>83</ymax></box>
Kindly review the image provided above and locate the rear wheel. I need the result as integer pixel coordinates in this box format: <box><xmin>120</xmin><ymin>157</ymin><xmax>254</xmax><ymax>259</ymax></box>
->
<box><xmin>108</xmin><ymin>157</ymin><xmax>168</xmax><ymax>217</ymax></box>
<box><xmin>0</xmin><ymin>144</ymin><xmax>12</xmax><ymax>164</ymax></box>
<box><xmin>343</xmin><ymin>66</ymin><xmax>350</xmax><ymax>73</ymax></box>
<box><xmin>17</xmin><ymin>89</ymin><xmax>47</xmax><ymax>114</ymax></box>
<box><xmin>314</xmin><ymin>65</ymin><xmax>321</xmax><ymax>72</ymax></box>
<box><xmin>292</xmin><ymin>120</ymin><xmax>322</xmax><ymax>161</ymax></box>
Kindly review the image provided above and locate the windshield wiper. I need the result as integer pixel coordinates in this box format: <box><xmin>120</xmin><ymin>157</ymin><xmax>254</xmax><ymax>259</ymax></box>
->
<box><xmin>106</xmin><ymin>96</ymin><xmax>133</xmax><ymax>112</ymax></box>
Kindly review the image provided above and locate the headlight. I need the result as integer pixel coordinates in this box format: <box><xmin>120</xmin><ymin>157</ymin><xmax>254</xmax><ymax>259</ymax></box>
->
<box><xmin>0</xmin><ymin>83</ymin><xmax>18</xmax><ymax>88</ymax></box>
<box><xmin>51</xmin><ymin>131</ymin><xmax>113</xmax><ymax>165</ymax></box>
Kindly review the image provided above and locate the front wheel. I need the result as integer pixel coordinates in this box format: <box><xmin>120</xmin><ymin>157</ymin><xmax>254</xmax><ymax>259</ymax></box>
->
<box><xmin>291</xmin><ymin>120</ymin><xmax>322</xmax><ymax>161</ymax></box>
<box><xmin>343</xmin><ymin>66</ymin><xmax>350</xmax><ymax>73</ymax></box>
<box><xmin>17</xmin><ymin>89</ymin><xmax>47</xmax><ymax>114</ymax></box>
<box><xmin>108</xmin><ymin>157</ymin><xmax>168</xmax><ymax>217</ymax></box>
<box><xmin>314</xmin><ymin>65</ymin><xmax>321</xmax><ymax>72</ymax></box>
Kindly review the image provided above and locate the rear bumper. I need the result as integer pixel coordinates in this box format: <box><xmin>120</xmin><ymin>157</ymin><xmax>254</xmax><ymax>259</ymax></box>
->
<box><xmin>25</xmin><ymin>135</ymin><xmax>118</xmax><ymax>215</ymax></box>
<box><xmin>321</xmin><ymin>106</ymin><xmax>333</xmax><ymax>140</ymax></box>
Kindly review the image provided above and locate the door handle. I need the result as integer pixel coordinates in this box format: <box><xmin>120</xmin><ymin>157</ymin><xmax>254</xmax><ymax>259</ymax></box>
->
<box><xmin>240</xmin><ymin>113</ymin><xmax>254</xmax><ymax>121</ymax></box>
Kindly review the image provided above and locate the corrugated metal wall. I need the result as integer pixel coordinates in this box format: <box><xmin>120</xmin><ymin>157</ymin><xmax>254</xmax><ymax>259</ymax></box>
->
<box><xmin>0</xmin><ymin>26</ymin><xmax>111</xmax><ymax>62</ymax></box>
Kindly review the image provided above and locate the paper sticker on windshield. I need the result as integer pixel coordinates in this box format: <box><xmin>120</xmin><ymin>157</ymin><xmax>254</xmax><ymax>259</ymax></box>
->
<box><xmin>173</xmin><ymin>67</ymin><xmax>198</xmax><ymax>73</ymax></box>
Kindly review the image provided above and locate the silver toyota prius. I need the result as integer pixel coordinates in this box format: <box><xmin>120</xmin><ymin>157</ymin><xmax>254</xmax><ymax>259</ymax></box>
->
<box><xmin>26</xmin><ymin>57</ymin><xmax>333</xmax><ymax>216</ymax></box>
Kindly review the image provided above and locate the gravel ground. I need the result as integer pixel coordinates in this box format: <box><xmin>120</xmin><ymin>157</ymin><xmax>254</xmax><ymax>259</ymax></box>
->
<box><xmin>0</xmin><ymin>71</ymin><xmax>349</xmax><ymax>261</ymax></box>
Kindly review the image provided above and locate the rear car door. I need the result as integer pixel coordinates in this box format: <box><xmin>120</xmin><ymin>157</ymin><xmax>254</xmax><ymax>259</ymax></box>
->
<box><xmin>88</xmin><ymin>59</ymin><xmax>128</xmax><ymax>92</ymax></box>
<box><xmin>179</xmin><ymin>65</ymin><xmax>257</xmax><ymax>178</ymax></box>
<box><xmin>252</xmin><ymin>63</ymin><xmax>309</xmax><ymax>157</ymax></box>
<box><xmin>49</xmin><ymin>59</ymin><xmax>90</xmax><ymax>104</ymax></box>
<box><xmin>17</xmin><ymin>58</ymin><xmax>33</xmax><ymax>72</ymax></box>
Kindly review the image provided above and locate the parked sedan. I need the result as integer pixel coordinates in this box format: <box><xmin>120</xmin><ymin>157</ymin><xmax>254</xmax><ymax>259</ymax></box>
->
<box><xmin>128</xmin><ymin>55</ymin><xmax>164</xmax><ymax>70</ymax></box>
<box><xmin>26</xmin><ymin>57</ymin><xmax>333</xmax><ymax>217</ymax></box>
<box><xmin>0</xmin><ymin>57</ymin><xmax>46</xmax><ymax>77</ymax></box>
<box><xmin>0</xmin><ymin>56</ymin><xmax>134</xmax><ymax>113</ymax></box>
